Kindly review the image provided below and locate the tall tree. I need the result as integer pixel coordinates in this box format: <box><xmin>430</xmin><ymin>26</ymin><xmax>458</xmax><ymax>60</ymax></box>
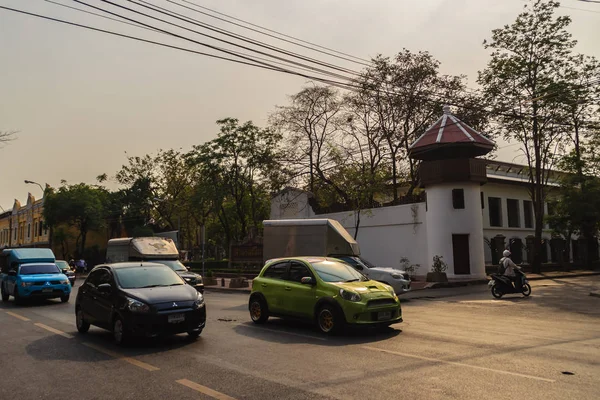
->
<box><xmin>43</xmin><ymin>183</ymin><xmax>108</xmax><ymax>258</ymax></box>
<box><xmin>478</xmin><ymin>0</ymin><xmax>575</xmax><ymax>272</ymax></box>
<box><xmin>188</xmin><ymin>118</ymin><xmax>280</xmax><ymax>247</ymax></box>
<box><xmin>354</xmin><ymin>51</ymin><xmax>468</xmax><ymax>199</ymax></box>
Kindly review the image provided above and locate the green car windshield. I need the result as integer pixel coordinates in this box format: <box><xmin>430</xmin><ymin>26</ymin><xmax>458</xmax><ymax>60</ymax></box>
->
<box><xmin>311</xmin><ymin>260</ymin><xmax>367</xmax><ymax>283</ymax></box>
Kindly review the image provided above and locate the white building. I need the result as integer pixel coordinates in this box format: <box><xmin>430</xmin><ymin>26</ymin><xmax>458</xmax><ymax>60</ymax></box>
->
<box><xmin>270</xmin><ymin>107</ymin><xmax>599</xmax><ymax>280</ymax></box>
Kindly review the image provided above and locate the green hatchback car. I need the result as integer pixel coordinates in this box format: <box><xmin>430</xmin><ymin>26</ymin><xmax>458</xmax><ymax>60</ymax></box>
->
<box><xmin>248</xmin><ymin>257</ymin><xmax>402</xmax><ymax>334</ymax></box>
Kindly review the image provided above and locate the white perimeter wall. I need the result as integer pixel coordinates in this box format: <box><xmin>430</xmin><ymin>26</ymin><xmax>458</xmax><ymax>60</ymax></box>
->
<box><xmin>271</xmin><ymin>196</ymin><xmax>428</xmax><ymax>272</ymax></box>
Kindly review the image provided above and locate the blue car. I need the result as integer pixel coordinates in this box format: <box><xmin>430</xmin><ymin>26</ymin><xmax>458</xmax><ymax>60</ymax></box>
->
<box><xmin>1</xmin><ymin>249</ymin><xmax>71</xmax><ymax>304</ymax></box>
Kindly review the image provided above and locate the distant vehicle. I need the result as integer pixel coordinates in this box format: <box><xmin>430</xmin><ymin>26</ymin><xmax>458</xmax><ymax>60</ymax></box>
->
<box><xmin>0</xmin><ymin>249</ymin><xmax>71</xmax><ymax>304</ymax></box>
<box><xmin>263</xmin><ymin>219</ymin><xmax>411</xmax><ymax>294</ymax></box>
<box><xmin>106</xmin><ymin>237</ymin><xmax>204</xmax><ymax>293</ymax></box>
<box><xmin>249</xmin><ymin>257</ymin><xmax>402</xmax><ymax>334</ymax></box>
<box><xmin>75</xmin><ymin>262</ymin><xmax>206</xmax><ymax>345</ymax></box>
<box><xmin>55</xmin><ymin>260</ymin><xmax>76</xmax><ymax>286</ymax></box>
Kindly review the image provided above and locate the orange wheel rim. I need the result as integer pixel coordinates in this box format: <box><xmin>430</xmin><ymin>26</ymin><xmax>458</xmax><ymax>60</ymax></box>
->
<box><xmin>251</xmin><ymin>302</ymin><xmax>261</xmax><ymax>319</ymax></box>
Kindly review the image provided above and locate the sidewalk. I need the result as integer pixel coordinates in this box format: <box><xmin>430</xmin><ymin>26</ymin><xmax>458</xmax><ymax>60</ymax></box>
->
<box><xmin>204</xmin><ymin>269</ymin><xmax>600</xmax><ymax>300</ymax></box>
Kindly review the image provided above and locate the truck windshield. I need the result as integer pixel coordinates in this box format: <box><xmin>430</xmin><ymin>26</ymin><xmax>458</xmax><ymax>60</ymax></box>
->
<box><xmin>311</xmin><ymin>260</ymin><xmax>367</xmax><ymax>283</ymax></box>
<box><xmin>152</xmin><ymin>260</ymin><xmax>187</xmax><ymax>272</ymax></box>
<box><xmin>19</xmin><ymin>264</ymin><xmax>61</xmax><ymax>275</ymax></box>
<box><xmin>114</xmin><ymin>266</ymin><xmax>184</xmax><ymax>289</ymax></box>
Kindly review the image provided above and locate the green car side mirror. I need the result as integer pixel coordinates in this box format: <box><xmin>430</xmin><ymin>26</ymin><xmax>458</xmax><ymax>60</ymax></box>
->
<box><xmin>300</xmin><ymin>277</ymin><xmax>314</xmax><ymax>285</ymax></box>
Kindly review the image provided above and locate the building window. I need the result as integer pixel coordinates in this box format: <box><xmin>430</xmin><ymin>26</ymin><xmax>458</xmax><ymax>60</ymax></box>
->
<box><xmin>27</xmin><ymin>223</ymin><xmax>31</xmax><ymax>238</ymax></box>
<box><xmin>488</xmin><ymin>197</ymin><xmax>502</xmax><ymax>227</ymax></box>
<box><xmin>481</xmin><ymin>192</ymin><xmax>484</xmax><ymax>209</ymax></box>
<box><xmin>452</xmin><ymin>189</ymin><xmax>465</xmax><ymax>209</ymax></box>
<box><xmin>507</xmin><ymin>199</ymin><xmax>520</xmax><ymax>228</ymax></box>
<box><xmin>34</xmin><ymin>222</ymin><xmax>38</xmax><ymax>238</ymax></box>
<box><xmin>523</xmin><ymin>200</ymin><xmax>533</xmax><ymax>229</ymax></box>
<box><xmin>39</xmin><ymin>221</ymin><xmax>44</xmax><ymax>237</ymax></box>
<box><xmin>13</xmin><ymin>228</ymin><xmax>17</xmax><ymax>240</ymax></box>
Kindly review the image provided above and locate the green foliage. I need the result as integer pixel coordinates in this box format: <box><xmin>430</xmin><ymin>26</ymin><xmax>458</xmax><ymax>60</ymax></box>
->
<box><xmin>43</xmin><ymin>183</ymin><xmax>109</xmax><ymax>257</ymax></box>
<box><xmin>431</xmin><ymin>255</ymin><xmax>447</xmax><ymax>273</ymax></box>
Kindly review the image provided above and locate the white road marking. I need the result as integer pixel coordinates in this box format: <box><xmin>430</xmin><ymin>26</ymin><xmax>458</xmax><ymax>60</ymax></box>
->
<box><xmin>362</xmin><ymin>346</ymin><xmax>555</xmax><ymax>383</ymax></box>
<box><xmin>34</xmin><ymin>323</ymin><xmax>74</xmax><ymax>339</ymax></box>
<box><xmin>5</xmin><ymin>311</ymin><xmax>30</xmax><ymax>321</ymax></box>
<box><xmin>177</xmin><ymin>379</ymin><xmax>237</xmax><ymax>400</ymax></box>
<box><xmin>83</xmin><ymin>342</ymin><xmax>160</xmax><ymax>371</ymax></box>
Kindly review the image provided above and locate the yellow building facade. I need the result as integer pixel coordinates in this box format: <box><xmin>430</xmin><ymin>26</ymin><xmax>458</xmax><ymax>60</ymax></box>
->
<box><xmin>0</xmin><ymin>192</ymin><xmax>50</xmax><ymax>249</ymax></box>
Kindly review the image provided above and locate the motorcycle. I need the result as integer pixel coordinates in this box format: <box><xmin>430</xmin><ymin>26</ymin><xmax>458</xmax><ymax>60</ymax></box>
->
<box><xmin>488</xmin><ymin>269</ymin><xmax>531</xmax><ymax>298</ymax></box>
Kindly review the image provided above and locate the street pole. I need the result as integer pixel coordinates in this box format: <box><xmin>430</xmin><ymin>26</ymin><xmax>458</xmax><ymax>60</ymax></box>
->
<box><xmin>202</xmin><ymin>225</ymin><xmax>206</xmax><ymax>278</ymax></box>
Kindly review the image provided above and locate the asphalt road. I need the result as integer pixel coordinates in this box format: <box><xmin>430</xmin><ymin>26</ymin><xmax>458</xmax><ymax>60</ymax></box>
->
<box><xmin>1</xmin><ymin>276</ymin><xmax>599</xmax><ymax>400</ymax></box>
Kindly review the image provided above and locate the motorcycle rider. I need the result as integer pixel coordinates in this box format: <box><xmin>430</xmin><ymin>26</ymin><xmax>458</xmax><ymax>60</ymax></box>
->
<box><xmin>499</xmin><ymin>250</ymin><xmax>522</xmax><ymax>290</ymax></box>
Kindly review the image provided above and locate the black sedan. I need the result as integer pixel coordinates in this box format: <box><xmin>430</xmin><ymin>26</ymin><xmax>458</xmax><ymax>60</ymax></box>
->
<box><xmin>152</xmin><ymin>260</ymin><xmax>204</xmax><ymax>293</ymax></box>
<box><xmin>75</xmin><ymin>262</ymin><xmax>206</xmax><ymax>345</ymax></box>
<box><xmin>55</xmin><ymin>260</ymin><xmax>76</xmax><ymax>286</ymax></box>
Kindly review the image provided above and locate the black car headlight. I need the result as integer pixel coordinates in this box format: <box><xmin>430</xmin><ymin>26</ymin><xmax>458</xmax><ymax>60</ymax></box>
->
<box><xmin>126</xmin><ymin>297</ymin><xmax>150</xmax><ymax>313</ymax></box>
<box><xmin>193</xmin><ymin>292</ymin><xmax>205</xmax><ymax>309</ymax></box>
<box><xmin>339</xmin><ymin>289</ymin><xmax>361</xmax><ymax>302</ymax></box>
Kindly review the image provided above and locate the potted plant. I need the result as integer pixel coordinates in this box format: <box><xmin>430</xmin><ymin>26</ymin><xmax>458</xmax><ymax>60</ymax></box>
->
<box><xmin>400</xmin><ymin>257</ymin><xmax>420</xmax><ymax>281</ymax></box>
<box><xmin>204</xmin><ymin>270</ymin><xmax>217</xmax><ymax>286</ymax></box>
<box><xmin>426</xmin><ymin>255</ymin><xmax>449</xmax><ymax>283</ymax></box>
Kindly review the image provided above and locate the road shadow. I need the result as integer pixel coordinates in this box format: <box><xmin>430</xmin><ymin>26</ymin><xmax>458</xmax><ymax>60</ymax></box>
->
<box><xmin>233</xmin><ymin>318</ymin><xmax>401</xmax><ymax>346</ymax></box>
<box><xmin>25</xmin><ymin>334</ymin><xmax>113</xmax><ymax>363</ymax></box>
<box><xmin>0</xmin><ymin>298</ymin><xmax>71</xmax><ymax>310</ymax></box>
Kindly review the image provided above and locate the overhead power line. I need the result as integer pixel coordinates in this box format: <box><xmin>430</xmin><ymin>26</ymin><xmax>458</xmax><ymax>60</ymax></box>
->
<box><xmin>43</xmin><ymin>0</ymin><xmax>352</xmax><ymax>81</ymax></box>
<box><xmin>175</xmin><ymin>0</ymin><xmax>371</xmax><ymax>64</ymax></box>
<box><xmin>3</xmin><ymin>5</ymin><xmax>598</xmax><ymax>129</ymax></box>
<box><xmin>128</xmin><ymin>0</ymin><xmax>359</xmax><ymax>77</ymax></box>
<box><xmin>83</xmin><ymin>0</ymin><xmax>358</xmax><ymax>78</ymax></box>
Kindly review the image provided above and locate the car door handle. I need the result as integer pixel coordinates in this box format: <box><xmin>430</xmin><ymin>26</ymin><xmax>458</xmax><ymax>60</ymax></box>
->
<box><xmin>285</xmin><ymin>287</ymin><xmax>292</xmax><ymax>291</ymax></box>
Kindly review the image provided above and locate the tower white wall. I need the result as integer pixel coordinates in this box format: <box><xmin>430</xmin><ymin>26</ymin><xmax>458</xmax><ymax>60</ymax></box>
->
<box><xmin>425</xmin><ymin>182</ymin><xmax>486</xmax><ymax>279</ymax></box>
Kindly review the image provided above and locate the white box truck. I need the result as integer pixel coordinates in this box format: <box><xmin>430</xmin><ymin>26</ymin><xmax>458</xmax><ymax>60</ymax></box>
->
<box><xmin>262</xmin><ymin>219</ymin><xmax>411</xmax><ymax>293</ymax></box>
<box><xmin>106</xmin><ymin>237</ymin><xmax>204</xmax><ymax>292</ymax></box>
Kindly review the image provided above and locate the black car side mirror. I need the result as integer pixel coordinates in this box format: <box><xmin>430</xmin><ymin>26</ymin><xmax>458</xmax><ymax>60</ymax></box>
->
<box><xmin>8</xmin><ymin>270</ymin><xmax>17</xmax><ymax>276</ymax></box>
<box><xmin>300</xmin><ymin>277</ymin><xmax>314</xmax><ymax>285</ymax></box>
<box><xmin>98</xmin><ymin>283</ymin><xmax>112</xmax><ymax>293</ymax></box>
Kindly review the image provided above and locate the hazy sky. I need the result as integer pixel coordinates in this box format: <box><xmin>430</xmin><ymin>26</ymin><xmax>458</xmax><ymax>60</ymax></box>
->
<box><xmin>1</xmin><ymin>0</ymin><xmax>598</xmax><ymax>210</ymax></box>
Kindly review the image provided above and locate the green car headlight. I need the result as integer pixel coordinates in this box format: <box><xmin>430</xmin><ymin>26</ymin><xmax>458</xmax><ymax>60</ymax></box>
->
<box><xmin>339</xmin><ymin>289</ymin><xmax>361</xmax><ymax>302</ymax></box>
<box><xmin>386</xmin><ymin>286</ymin><xmax>396</xmax><ymax>297</ymax></box>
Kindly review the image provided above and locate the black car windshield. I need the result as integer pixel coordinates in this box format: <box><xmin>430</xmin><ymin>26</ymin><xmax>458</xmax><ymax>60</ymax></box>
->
<box><xmin>114</xmin><ymin>266</ymin><xmax>185</xmax><ymax>289</ymax></box>
<box><xmin>19</xmin><ymin>264</ymin><xmax>61</xmax><ymax>275</ymax></box>
<box><xmin>153</xmin><ymin>260</ymin><xmax>187</xmax><ymax>272</ymax></box>
<box><xmin>311</xmin><ymin>260</ymin><xmax>367</xmax><ymax>282</ymax></box>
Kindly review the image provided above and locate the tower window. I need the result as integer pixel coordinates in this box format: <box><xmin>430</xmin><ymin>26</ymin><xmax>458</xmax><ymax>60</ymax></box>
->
<box><xmin>452</xmin><ymin>189</ymin><xmax>465</xmax><ymax>209</ymax></box>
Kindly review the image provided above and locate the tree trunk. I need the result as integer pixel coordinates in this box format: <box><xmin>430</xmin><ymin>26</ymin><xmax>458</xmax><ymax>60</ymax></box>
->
<box><xmin>80</xmin><ymin>230</ymin><xmax>88</xmax><ymax>260</ymax></box>
<box><xmin>353</xmin><ymin>209</ymin><xmax>361</xmax><ymax>240</ymax></box>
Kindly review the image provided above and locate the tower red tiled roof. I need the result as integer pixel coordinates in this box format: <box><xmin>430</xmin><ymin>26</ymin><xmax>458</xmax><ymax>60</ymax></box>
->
<box><xmin>409</xmin><ymin>105</ymin><xmax>494</xmax><ymax>160</ymax></box>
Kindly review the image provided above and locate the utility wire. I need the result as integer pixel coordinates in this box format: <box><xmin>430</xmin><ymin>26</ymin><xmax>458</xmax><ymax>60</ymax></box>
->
<box><xmin>4</xmin><ymin>5</ymin><xmax>598</xmax><ymax>129</ymax></box>
<box><xmin>129</xmin><ymin>0</ymin><xmax>359</xmax><ymax>79</ymax></box>
<box><xmin>176</xmin><ymin>0</ymin><xmax>370</xmax><ymax>64</ymax></box>
<box><xmin>43</xmin><ymin>0</ymin><xmax>158</xmax><ymax>33</ymax></box>
<box><xmin>0</xmin><ymin>5</ymin><xmax>281</xmax><ymax>72</ymax></box>
<box><xmin>87</xmin><ymin>0</ymin><xmax>358</xmax><ymax>78</ymax></box>
<box><xmin>43</xmin><ymin>0</ymin><xmax>354</xmax><ymax>80</ymax></box>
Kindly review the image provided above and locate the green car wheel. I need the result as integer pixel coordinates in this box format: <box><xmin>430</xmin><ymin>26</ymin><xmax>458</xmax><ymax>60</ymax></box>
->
<box><xmin>317</xmin><ymin>305</ymin><xmax>342</xmax><ymax>335</ymax></box>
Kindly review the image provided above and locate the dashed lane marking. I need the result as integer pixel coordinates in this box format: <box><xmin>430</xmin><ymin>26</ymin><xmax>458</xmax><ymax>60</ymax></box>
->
<box><xmin>362</xmin><ymin>346</ymin><xmax>555</xmax><ymax>383</ymax></box>
<box><xmin>176</xmin><ymin>379</ymin><xmax>237</xmax><ymax>400</ymax></box>
<box><xmin>5</xmin><ymin>311</ymin><xmax>30</xmax><ymax>321</ymax></box>
<box><xmin>83</xmin><ymin>342</ymin><xmax>160</xmax><ymax>372</ymax></box>
<box><xmin>34</xmin><ymin>323</ymin><xmax>74</xmax><ymax>339</ymax></box>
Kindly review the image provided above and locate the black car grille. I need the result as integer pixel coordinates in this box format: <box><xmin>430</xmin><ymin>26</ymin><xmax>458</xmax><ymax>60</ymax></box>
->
<box><xmin>154</xmin><ymin>300</ymin><xmax>195</xmax><ymax>312</ymax></box>
<box><xmin>50</xmin><ymin>281</ymin><xmax>62</xmax><ymax>285</ymax></box>
<box><xmin>367</xmin><ymin>299</ymin><xmax>397</xmax><ymax>308</ymax></box>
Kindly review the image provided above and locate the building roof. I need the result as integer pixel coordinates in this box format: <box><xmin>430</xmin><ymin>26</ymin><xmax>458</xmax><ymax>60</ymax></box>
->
<box><xmin>409</xmin><ymin>105</ymin><xmax>495</xmax><ymax>160</ymax></box>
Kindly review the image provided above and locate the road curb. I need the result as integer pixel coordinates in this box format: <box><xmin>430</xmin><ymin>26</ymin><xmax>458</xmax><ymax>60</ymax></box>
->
<box><xmin>527</xmin><ymin>271</ymin><xmax>600</xmax><ymax>281</ymax></box>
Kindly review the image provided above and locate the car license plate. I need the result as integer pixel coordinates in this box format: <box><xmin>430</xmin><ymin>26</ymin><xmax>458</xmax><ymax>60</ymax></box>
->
<box><xmin>377</xmin><ymin>311</ymin><xmax>392</xmax><ymax>321</ymax></box>
<box><xmin>168</xmin><ymin>313</ymin><xmax>185</xmax><ymax>323</ymax></box>
<box><xmin>42</xmin><ymin>288</ymin><xmax>53</xmax><ymax>293</ymax></box>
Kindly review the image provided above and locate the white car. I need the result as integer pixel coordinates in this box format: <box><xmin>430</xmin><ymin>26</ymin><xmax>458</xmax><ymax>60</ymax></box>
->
<box><xmin>335</xmin><ymin>255</ymin><xmax>411</xmax><ymax>294</ymax></box>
